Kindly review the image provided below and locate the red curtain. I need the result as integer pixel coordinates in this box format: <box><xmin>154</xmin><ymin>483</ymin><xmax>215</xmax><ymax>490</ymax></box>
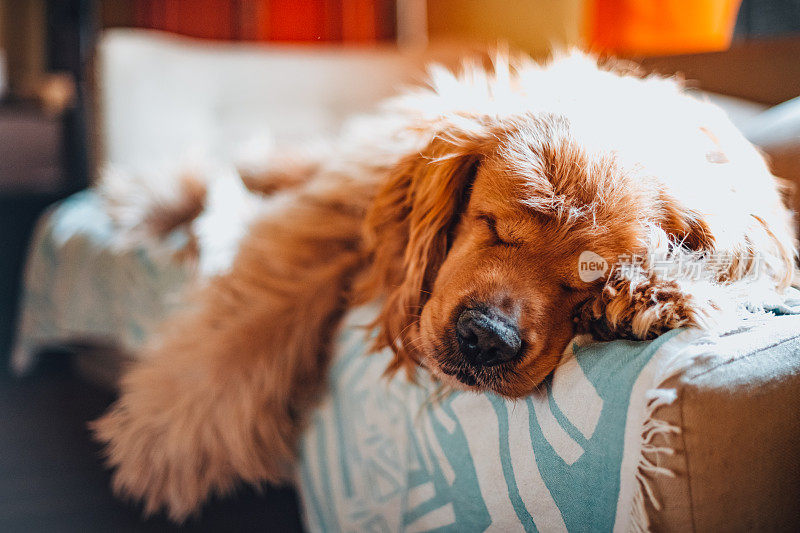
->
<box><xmin>133</xmin><ymin>0</ymin><xmax>396</xmax><ymax>43</ymax></box>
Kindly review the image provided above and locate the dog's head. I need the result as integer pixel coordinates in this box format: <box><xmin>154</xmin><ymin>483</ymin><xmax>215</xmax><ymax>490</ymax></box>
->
<box><xmin>360</xmin><ymin>53</ymin><xmax>794</xmax><ymax>397</ymax></box>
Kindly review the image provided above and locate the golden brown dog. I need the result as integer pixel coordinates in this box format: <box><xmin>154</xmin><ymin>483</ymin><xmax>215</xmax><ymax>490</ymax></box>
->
<box><xmin>93</xmin><ymin>52</ymin><xmax>796</xmax><ymax>521</ymax></box>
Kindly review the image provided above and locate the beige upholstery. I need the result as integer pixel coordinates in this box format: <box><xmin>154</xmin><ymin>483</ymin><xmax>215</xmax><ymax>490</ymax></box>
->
<box><xmin>646</xmin><ymin>315</ymin><xmax>800</xmax><ymax>532</ymax></box>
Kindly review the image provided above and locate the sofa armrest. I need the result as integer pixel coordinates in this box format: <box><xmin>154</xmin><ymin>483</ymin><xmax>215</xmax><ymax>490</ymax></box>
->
<box><xmin>647</xmin><ymin>315</ymin><xmax>800</xmax><ymax>531</ymax></box>
<box><xmin>741</xmin><ymin>96</ymin><xmax>800</xmax><ymax>225</ymax></box>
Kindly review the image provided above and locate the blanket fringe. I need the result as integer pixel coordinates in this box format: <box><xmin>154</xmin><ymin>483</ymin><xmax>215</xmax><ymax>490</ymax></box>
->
<box><xmin>628</xmin><ymin>334</ymin><xmax>713</xmax><ymax>533</ymax></box>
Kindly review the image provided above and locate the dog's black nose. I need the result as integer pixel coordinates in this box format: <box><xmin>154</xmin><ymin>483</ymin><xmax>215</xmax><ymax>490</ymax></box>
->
<box><xmin>456</xmin><ymin>308</ymin><xmax>522</xmax><ymax>366</ymax></box>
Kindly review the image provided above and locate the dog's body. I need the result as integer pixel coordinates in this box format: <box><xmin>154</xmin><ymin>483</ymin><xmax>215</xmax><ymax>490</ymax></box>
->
<box><xmin>93</xmin><ymin>53</ymin><xmax>796</xmax><ymax>521</ymax></box>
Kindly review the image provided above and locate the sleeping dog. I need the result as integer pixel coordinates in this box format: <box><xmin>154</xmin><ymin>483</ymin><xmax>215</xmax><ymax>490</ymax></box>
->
<box><xmin>93</xmin><ymin>52</ymin><xmax>796</xmax><ymax>521</ymax></box>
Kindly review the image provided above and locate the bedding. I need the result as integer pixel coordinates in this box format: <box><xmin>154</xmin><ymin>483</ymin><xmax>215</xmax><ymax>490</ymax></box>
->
<box><xmin>11</xmin><ymin>191</ymin><xmax>190</xmax><ymax>375</ymax></box>
<box><xmin>11</xmin><ymin>190</ymin><xmax>800</xmax><ymax>531</ymax></box>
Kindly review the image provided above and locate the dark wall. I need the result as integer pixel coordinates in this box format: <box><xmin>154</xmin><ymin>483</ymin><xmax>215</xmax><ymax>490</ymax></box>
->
<box><xmin>736</xmin><ymin>0</ymin><xmax>800</xmax><ymax>38</ymax></box>
<box><xmin>46</xmin><ymin>0</ymin><xmax>96</xmax><ymax>193</ymax></box>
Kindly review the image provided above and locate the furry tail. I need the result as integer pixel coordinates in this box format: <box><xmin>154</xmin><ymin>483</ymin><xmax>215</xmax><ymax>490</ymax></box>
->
<box><xmin>98</xmin><ymin>166</ymin><xmax>208</xmax><ymax>251</ymax></box>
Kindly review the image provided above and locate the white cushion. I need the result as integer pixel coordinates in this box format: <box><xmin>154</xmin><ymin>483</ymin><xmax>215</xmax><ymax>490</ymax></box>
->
<box><xmin>97</xmin><ymin>29</ymin><xmax>433</xmax><ymax>172</ymax></box>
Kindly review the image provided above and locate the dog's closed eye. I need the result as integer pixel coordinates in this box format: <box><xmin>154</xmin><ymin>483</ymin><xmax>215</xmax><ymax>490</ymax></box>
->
<box><xmin>477</xmin><ymin>213</ymin><xmax>521</xmax><ymax>247</ymax></box>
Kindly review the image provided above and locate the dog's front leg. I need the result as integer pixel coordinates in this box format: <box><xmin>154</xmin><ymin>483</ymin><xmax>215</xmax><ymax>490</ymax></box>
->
<box><xmin>92</xmin><ymin>183</ymin><xmax>367</xmax><ymax>522</ymax></box>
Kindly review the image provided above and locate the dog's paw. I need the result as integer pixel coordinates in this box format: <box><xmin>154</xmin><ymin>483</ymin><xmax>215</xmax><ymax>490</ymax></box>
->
<box><xmin>579</xmin><ymin>271</ymin><xmax>717</xmax><ymax>340</ymax></box>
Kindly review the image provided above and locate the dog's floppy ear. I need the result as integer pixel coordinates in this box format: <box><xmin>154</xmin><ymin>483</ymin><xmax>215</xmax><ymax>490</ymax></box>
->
<box><xmin>358</xmin><ymin>122</ymin><xmax>496</xmax><ymax>376</ymax></box>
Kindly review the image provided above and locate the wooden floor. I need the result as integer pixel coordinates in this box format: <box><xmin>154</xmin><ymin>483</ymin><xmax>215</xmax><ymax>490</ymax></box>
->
<box><xmin>0</xmin><ymin>358</ymin><xmax>304</xmax><ymax>532</ymax></box>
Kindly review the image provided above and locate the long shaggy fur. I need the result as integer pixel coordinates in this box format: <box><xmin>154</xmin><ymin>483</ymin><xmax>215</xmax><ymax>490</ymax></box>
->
<box><xmin>93</xmin><ymin>51</ymin><xmax>796</xmax><ymax>520</ymax></box>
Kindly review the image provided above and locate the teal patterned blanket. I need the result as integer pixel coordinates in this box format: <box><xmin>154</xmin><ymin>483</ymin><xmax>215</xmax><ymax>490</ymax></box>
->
<box><xmin>299</xmin><ymin>308</ymin><xmax>699</xmax><ymax>532</ymax></box>
<box><xmin>12</xmin><ymin>191</ymin><xmax>800</xmax><ymax>531</ymax></box>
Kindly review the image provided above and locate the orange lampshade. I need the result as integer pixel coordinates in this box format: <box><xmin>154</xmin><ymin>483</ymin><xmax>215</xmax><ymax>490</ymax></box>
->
<box><xmin>586</xmin><ymin>0</ymin><xmax>742</xmax><ymax>56</ymax></box>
